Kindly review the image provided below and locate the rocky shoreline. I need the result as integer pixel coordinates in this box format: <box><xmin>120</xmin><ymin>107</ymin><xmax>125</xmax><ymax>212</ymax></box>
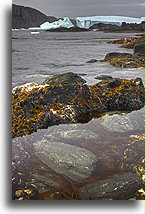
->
<box><xmin>87</xmin><ymin>35</ymin><xmax>144</xmax><ymax>68</ymax></box>
<box><xmin>12</xmin><ymin>23</ymin><xmax>144</xmax><ymax>200</ymax></box>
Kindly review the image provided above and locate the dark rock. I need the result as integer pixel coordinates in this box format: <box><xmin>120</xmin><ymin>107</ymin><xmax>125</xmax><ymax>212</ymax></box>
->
<box><xmin>86</xmin><ymin>59</ymin><xmax>98</xmax><ymax>63</ymax></box>
<box><xmin>107</xmin><ymin>78</ymin><xmax>121</xmax><ymax>88</ymax></box>
<box><xmin>133</xmin><ymin>41</ymin><xmax>144</xmax><ymax>56</ymax></box>
<box><xmin>12</xmin><ymin>4</ymin><xmax>57</xmax><ymax>29</ymax></box>
<box><xmin>95</xmin><ymin>75</ymin><xmax>113</xmax><ymax>80</ymax></box>
<box><xmin>79</xmin><ymin>172</ymin><xmax>143</xmax><ymax>200</ymax></box>
<box><xmin>12</xmin><ymin>73</ymin><xmax>144</xmax><ymax>138</ymax></box>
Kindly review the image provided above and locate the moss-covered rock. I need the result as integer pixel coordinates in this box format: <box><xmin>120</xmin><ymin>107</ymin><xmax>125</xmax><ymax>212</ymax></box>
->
<box><xmin>12</xmin><ymin>73</ymin><xmax>144</xmax><ymax>138</ymax></box>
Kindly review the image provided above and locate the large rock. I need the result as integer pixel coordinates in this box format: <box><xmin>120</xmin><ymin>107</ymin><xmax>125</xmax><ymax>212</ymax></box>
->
<box><xmin>12</xmin><ymin>4</ymin><xmax>57</xmax><ymax>29</ymax></box>
<box><xmin>33</xmin><ymin>139</ymin><xmax>98</xmax><ymax>181</ymax></box>
<box><xmin>79</xmin><ymin>172</ymin><xmax>143</xmax><ymax>200</ymax></box>
<box><xmin>12</xmin><ymin>73</ymin><xmax>144</xmax><ymax>138</ymax></box>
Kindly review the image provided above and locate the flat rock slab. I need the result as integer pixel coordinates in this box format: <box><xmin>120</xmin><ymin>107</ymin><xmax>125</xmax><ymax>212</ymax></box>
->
<box><xmin>79</xmin><ymin>172</ymin><xmax>143</xmax><ymax>200</ymax></box>
<box><xmin>33</xmin><ymin>140</ymin><xmax>98</xmax><ymax>181</ymax></box>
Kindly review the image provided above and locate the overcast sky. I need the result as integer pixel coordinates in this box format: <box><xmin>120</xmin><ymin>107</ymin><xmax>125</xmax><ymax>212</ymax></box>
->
<box><xmin>12</xmin><ymin>0</ymin><xmax>143</xmax><ymax>18</ymax></box>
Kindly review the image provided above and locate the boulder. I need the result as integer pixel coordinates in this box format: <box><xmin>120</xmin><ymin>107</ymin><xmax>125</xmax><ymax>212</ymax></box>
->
<box><xmin>12</xmin><ymin>73</ymin><xmax>144</xmax><ymax>138</ymax></box>
<box><xmin>33</xmin><ymin>139</ymin><xmax>98</xmax><ymax>181</ymax></box>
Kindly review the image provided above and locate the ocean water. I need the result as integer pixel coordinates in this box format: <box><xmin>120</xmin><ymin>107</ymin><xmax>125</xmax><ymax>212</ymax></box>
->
<box><xmin>12</xmin><ymin>31</ymin><xmax>143</xmax><ymax>87</ymax></box>
<box><xmin>12</xmin><ymin>30</ymin><xmax>143</xmax><ymax>200</ymax></box>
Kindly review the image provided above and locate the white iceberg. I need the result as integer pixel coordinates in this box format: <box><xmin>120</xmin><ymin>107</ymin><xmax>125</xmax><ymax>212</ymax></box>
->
<box><xmin>29</xmin><ymin>17</ymin><xmax>74</xmax><ymax>31</ymax></box>
<box><xmin>76</xmin><ymin>16</ymin><xmax>143</xmax><ymax>29</ymax></box>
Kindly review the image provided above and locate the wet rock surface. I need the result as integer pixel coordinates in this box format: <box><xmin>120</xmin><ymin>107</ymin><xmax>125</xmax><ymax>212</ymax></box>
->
<box><xmin>12</xmin><ymin>73</ymin><xmax>144</xmax><ymax>138</ymax></box>
<box><xmin>33</xmin><ymin>139</ymin><xmax>98</xmax><ymax>181</ymax></box>
<box><xmin>79</xmin><ymin>172</ymin><xmax>143</xmax><ymax>200</ymax></box>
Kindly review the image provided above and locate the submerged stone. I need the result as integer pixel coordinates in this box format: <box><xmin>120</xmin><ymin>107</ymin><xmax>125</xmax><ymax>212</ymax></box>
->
<box><xmin>79</xmin><ymin>172</ymin><xmax>143</xmax><ymax>200</ymax></box>
<box><xmin>33</xmin><ymin>139</ymin><xmax>98</xmax><ymax>181</ymax></box>
<box><xmin>45</xmin><ymin>129</ymin><xmax>99</xmax><ymax>140</ymax></box>
<box><xmin>100</xmin><ymin>109</ymin><xmax>143</xmax><ymax>133</ymax></box>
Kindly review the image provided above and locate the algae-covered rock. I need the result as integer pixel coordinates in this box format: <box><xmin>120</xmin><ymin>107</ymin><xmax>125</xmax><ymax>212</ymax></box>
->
<box><xmin>102</xmin><ymin>52</ymin><xmax>144</xmax><ymax>68</ymax></box>
<box><xmin>79</xmin><ymin>172</ymin><xmax>143</xmax><ymax>200</ymax></box>
<box><xmin>104</xmin><ymin>52</ymin><xmax>133</xmax><ymax>61</ymax></box>
<box><xmin>106</xmin><ymin>37</ymin><xmax>144</xmax><ymax>68</ymax></box>
<box><xmin>33</xmin><ymin>139</ymin><xmax>98</xmax><ymax>181</ymax></box>
<box><xmin>12</xmin><ymin>73</ymin><xmax>144</xmax><ymax>138</ymax></box>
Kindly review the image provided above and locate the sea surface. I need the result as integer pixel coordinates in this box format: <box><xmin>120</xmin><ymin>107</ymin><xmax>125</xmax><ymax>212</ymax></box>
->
<box><xmin>12</xmin><ymin>30</ymin><xmax>144</xmax><ymax>200</ymax></box>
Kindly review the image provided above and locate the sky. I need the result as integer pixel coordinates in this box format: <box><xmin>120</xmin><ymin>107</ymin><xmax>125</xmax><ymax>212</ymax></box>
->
<box><xmin>12</xmin><ymin>0</ymin><xmax>143</xmax><ymax>18</ymax></box>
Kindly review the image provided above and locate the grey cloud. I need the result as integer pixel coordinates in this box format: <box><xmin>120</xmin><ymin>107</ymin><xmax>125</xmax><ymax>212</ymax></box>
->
<box><xmin>12</xmin><ymin>0</ymin><xmax>143</xmax><ymax>18</ymax></box>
